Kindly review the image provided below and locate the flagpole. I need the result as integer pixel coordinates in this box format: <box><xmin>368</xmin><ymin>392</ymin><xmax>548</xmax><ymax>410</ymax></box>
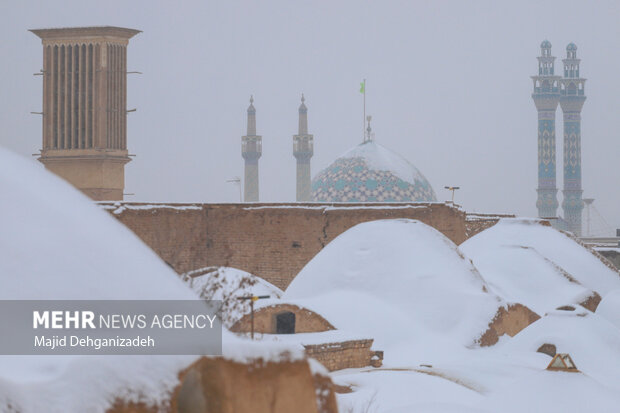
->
<box><xmin>363</xmin><ymin>78</ymin><xmax>366</xmax><ymax>142</ymax></box>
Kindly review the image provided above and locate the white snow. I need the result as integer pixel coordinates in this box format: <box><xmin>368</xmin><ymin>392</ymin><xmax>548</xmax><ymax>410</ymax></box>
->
<box><xmin>596</xmin><ymin>289</ymin><xmax>620</xmax><ymax>330</ymax></box>
<box><xmin>461</xmin><ymin>218</ymin><xmax>620</xmax><ymax>310</ymax></box>
<box><xmin>459</xmin><ymin>242</ymin><xmax>596</xmax><ymax>315</ymax></box>
<box><xmin>181</xmin><ymin>266</ymin><xmax>283</xmax><ymax>327</ymax></box>
<box><xmin>284</xmin><ymin>219</ymin><xmax>503</xmax><ymax>363</ymax></box>
<box><xmin>0</xmin><ymin>148</ymin><xmax>297</xmax><ymax>412</ymax></box>
<box><xmin>338</xmin><ymin>140</ymin><xmax>432</xmax><ymax>188</ymax></box>
<box><xmin>284</xmin><ymin>217</ymin><xmax>620</xmax><ymax>413</ymax></box>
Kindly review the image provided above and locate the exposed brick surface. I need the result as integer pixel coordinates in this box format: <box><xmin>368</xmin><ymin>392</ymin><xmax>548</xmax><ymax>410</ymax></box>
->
<box><xmin>102</xmin><ymin>202</ymin><xmax>467</xmax><ymax>290</ymax></box>
<box><xmin>304</xmin><ymin>339</ymin><xmax>382</xmax><ymax>371</ymax></box>
<box><xmin>465</xmin><ymin>213</ymin><xmax>515</xmax><ymax>239</ymax></box>
<box><xmin>230</xmin><ymin>304</ymin><xmax>335</xmax><ymax>334</ymax></box>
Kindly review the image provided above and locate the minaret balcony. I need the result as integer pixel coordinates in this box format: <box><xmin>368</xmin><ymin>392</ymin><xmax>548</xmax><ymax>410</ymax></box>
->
<box><xmin>242</xmin><ymin>136</ymin><xmax>262</xmax><ymax>156</ymax></box>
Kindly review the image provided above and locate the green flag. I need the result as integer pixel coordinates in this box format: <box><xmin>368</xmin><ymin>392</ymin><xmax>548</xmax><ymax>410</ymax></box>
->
<box><xmin>359</xmin><ymin>81</ymin><xmax>365</xmax><ymax>94</ymax></box>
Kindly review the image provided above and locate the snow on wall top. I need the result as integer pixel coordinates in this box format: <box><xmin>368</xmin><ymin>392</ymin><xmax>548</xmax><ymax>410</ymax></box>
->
<box><xmin>461</xmin><ymin>218</ymin><xmax>620</xmax><ymax>301</ymax></box>
<box><xmin>284</xmin><ymin>219</ymin><xmax>501</xmax><ymax>354</ymax></box>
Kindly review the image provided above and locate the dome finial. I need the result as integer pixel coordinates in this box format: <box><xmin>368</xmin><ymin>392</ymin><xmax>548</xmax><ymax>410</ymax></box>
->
<box><xmin>249</xmin><ymin>95</ymin><xmax>254</xmax><ymax>104</ymax></box>
<box><xmin>301</xmin><ymin>93</ymin><xmax>305</xmax><ymax>103</ymax></box>
<box><xmin>364</xmin><ymin>115</ymin><xmax>373</xmax><ymax>142</ymax></box>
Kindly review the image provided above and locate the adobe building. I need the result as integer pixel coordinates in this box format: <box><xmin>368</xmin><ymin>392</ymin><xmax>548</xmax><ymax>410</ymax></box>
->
<box><xmin>30</xmin><ymin>26</ymin><xmax>140</xmax><ymax>201</ymax></box>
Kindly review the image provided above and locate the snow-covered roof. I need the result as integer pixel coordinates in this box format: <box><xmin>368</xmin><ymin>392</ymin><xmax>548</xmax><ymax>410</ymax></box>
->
<box><xmin>311</xmin><ymin>141</ymin><xmax>437</xmax><ymax>203</ymax></box>
<box><xmin>0</xmin><ymin>148</ymin><xmax>298</xmax><ymax>411</ymax></box>
<box><xmin>460</xmin><ymin>219</ymin><xmax>620</xmax><ymax>309</ymax></box>
<box><xmin>596</xmin><ymin>289</ymin><xmax>620</xmax><ymax>330</ymax></box>
<box><xmin>181</xmin><ymin>267</ymin><xmax>283</xmax><ymax>328</ymax></box>
<box><xmin>284</xmin><ymin>219</ymin><xmax>504</xmax><ymax>360</ymax></box>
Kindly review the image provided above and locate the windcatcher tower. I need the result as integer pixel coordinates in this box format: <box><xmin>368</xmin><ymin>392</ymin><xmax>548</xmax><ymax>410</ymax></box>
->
<box><xmin>559</xmin><ymin>43</ymin><xmax>586</xmax><ymax>236</ymax></box>
<box><xmin>531</xmin><ymin>40</ymin><xmax>561</xmax><ymax>218</ymax></box>
<box><xmin>30</xmin><ymin>26</ymin><xmax>140</xmax><ymax>201</ymax></box>
<box><xmin>242</xmin><ymin>96</ymin><xmax>262</xmax><ymax>202</ymax></box>
<box><xmin>293</xmin><ymin>94</ymin><xmax>313</xmax><ymax>202</ymax></box>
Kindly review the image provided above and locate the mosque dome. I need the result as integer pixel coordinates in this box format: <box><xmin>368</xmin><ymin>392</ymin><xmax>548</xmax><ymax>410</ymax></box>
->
<box><xmin>311</xmin><ymin>140</ymin><xmax>437</xmax><ymax>202</ymax></box>
<box><xmin>541</xmin><ymin>40</ymin><xmax>552</xmax><ymax>49</ymax></box>
<box><xmin>567</xmin><ymin>42</ymin><xmax>577</xmax><ymax>51</ymax></box>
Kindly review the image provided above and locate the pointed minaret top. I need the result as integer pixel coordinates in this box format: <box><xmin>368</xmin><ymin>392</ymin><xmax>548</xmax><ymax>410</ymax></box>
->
<box><xmin>246</xmin><ymin>95</ymin><xmax>256</xmax><ymax>135</ymax></box>
<box><xmin>298</xmin><ymin>94</ymin><xmax>308</xmax><ymax>134</ymax></box>
<box><xmin>247</xmin><ymin>95</ymin><xmax>255</xmax><ymax>114</ymax></box>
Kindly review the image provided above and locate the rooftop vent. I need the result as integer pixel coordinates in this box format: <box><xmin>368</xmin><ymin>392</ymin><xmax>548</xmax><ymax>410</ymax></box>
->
<box><xmin>546</xmin><ymin>353</ymin><xmax>579</xmax><ymax>372</ymax></box>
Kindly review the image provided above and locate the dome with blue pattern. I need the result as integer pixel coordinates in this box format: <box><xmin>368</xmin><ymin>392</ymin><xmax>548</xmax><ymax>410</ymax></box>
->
<box><xmin>567</xmin><ymin>43</ymin><xmax>577</xmax><ymax>51</ymax></box>
<box><xmin>541</xmin><ymin>40</ymin><xmax>552</xmax><ymax>49</ymax></box>
<box><xmin>311</xmin><ymin>141</ymin><xmax>437</xmax><ymax>203</ymax></box>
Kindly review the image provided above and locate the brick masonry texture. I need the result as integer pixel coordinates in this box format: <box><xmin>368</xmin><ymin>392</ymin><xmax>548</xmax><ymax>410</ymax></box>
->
<box><xmin>304</xmin><ymin>339</ymin><xmax>381</xmax><ymax>371</ymax></box>
<box><xmin>102</xmin><ymin>202</ymin><xmax>471</xmax><ymax>290</ymax></box>
<box><xmin>230</xmin><ymin>304</ymin><xmax>335</xmax><ymax>334</ymax></box>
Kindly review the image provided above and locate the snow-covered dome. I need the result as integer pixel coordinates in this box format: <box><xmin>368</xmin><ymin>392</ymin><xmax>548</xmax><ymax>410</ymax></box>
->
<box><xmin>311</xmin><ymin>141</ymin><xmax>437</xmax><ymax>202</ymax></box>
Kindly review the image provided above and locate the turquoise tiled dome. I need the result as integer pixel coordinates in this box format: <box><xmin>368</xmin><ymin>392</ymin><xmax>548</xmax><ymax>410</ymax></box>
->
<box><xmin>541</xmin><ymin>40</ymin><xmax>552</xmax><ymax>49</ymax></box>
<box><xmin>311</xmin><ymin>141</ymin><xmax>437</xmax><ymax>203</ymax></box>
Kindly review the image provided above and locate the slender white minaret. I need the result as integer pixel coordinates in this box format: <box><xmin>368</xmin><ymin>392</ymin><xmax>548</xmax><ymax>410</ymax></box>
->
<box><xmin>293</xmin><ymin>94</ymin><xmax>313</xmax><ymax>202</ymax></box>
<box><xmin>241</xmin><ymin>96</ymin><xmax>261</xmax><ymax>202</ymax></box>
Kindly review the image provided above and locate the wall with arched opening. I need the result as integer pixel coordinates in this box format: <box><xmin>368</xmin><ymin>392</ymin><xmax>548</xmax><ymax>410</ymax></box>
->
<box><xmin>230</xmin><ymin>303</ymin><xmax>335</xmax><ymax>334</ymax></box>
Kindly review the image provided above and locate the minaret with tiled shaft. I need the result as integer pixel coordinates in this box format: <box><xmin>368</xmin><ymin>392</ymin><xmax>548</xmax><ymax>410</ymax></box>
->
<box><xmin>30</xmin><ymin>26</ymin><xmax>141</xmax><ymax>201</ymax></box>
<box><xmin>560</xmin><ymin>43</ymin><xmax>586</xmax><ymax>236</ymax></box>
<box><xmin>293</xmin><ymin>94</ymin><xmax>314</xmax><ymax>202</ymax></box>
<box><xmin>242</xmin><ymin>96</ymin><xmax>262</xmax><ymax>202</ymax></box>
<box><xmin>531</xmin><ymin>40</ymin><xmax>561</xmax><ymax>218</ymax></box>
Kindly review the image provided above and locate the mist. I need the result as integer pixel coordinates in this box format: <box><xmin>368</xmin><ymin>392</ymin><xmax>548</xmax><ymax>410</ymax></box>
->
<box><xmin>1</xmin><ymin>0</ymin><xmax>619</xmax><ymax>234</ymax></box>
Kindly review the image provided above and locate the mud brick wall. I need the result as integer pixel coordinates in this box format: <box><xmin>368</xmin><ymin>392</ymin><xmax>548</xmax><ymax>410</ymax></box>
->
<box><xmin>101</xmin><ymin>202</ymin><xmax>467</xmax><ymax>290</ymax></box>
<box><xmin>304</xmin><ymin>339</ymin><xmax>378</xmax><ymax>371</ymax></box>
<box><xmin>598</xmin><ymin>250</ymin><xmax>620</xmax><ymax>270</ymax></box>
<box><xmin>465</xmin><ymin>213</ymin><xmax>515</xmax><ymax>239</ymax></box>
<box><xmin>230</xmin><ymin>304</ymin><xmax>335</xmax><ymax>334</ymax></box>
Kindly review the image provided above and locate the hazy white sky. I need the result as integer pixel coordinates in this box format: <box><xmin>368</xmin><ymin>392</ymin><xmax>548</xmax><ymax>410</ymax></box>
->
<box><xmin>1</xmin><ymin>0</ymin><xmax>619</xmax><ymax>234</ymax></box>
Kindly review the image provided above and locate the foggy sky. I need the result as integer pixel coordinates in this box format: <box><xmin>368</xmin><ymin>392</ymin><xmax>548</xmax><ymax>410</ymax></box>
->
<box><xmin>1</xmin><ymin>0</ymin><xmax>619</xmax><ymax>235</ymax></box>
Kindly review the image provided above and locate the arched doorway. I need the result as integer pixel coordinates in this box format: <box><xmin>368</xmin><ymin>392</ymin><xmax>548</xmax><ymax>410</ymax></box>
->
<box><xmin>275</xmin><ymin>312</ymin><xmax>296</xmax><ymax>334</ymax></box>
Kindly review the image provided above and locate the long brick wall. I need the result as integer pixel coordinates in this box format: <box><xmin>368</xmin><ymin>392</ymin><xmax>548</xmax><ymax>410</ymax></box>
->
<box><xmin>101</xmin><ymin>202</ymin><xmax>467</xmax><ymax>290</ymax></box>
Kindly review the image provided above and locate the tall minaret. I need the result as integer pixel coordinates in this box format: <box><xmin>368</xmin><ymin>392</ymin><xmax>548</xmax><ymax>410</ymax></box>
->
<box><xmin>531</xmin><ymin>40</ymin><xmax>561</xmax><ymax>218</ymax></box>
<box><xmin>560</xmin><ymin>43</ymin><xmax>586</xmax><ymax>236</ymax></box>
<box><xmin>293</xmin><ymin>94</ymin><xmax>314</xmax><ymax>202</ymax></box>
<box><xmin>30</xmin><ymin>26</ymin><xmax>140</xmax><ymax>201</ymax></box>
<box><xmin>242</xmin><ymin>96</ymin><xmax>262</xmax><ymax>202</ymax></box>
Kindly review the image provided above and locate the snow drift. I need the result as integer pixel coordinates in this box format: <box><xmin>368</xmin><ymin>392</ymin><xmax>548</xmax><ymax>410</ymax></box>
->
<box><xmin>284</xmin><ymin>219</ymin><xmax>524</xmax><ymax>362</ymax></box>
<box><xmin>0</xmin><ymin>148</ymin><xmax>301</xmax><ymax>412</ymax></box>
<box><xmin>460</xmin><ymin>218</ymin><xmax>620</xmax><ymax>314</ymax></box>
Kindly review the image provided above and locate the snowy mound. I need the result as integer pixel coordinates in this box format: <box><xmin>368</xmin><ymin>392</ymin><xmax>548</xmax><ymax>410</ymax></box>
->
<box><xmin>311</xmin><ymin>140</ymin><xmax>437</xmax><ymax>202</ymax></box>
<box><xmin>0</xmin><ymin>148</ymin><xmax>196</xmax><ymax>301</ymax></box>
<box><xmin>182</xmin><ymin>267</ymin><xmax>283</xmax><ymax>327</ymax></box>
<box><xmin>0</xmin><ymin>149</ymin><xmax>298</xmax><ymax>412</ymax></box>
<box><xmin>596</xmin><ymin>290</ymin><xmax>620</xmax><ymax>330</ymax></box>
<box><xmin>460</xmin><ymin>218</ymin><xmax>620</xmax><ymax>312</ymax></box>
<box><xmin>284</xmin><ymin>219</ymin><xmax>502</xmax><ymax>353</ymax></box>
<box><xmin>504</xmin><ymin>308</ymin><xmax>620</xmax><ymax>391</ymax></box>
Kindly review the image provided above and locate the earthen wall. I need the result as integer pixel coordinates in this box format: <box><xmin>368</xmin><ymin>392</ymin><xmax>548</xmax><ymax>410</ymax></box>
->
<box><xmin>102</xmin><ymin>202</ymin><xmax>467</xmax><ymax>290</ymax></box>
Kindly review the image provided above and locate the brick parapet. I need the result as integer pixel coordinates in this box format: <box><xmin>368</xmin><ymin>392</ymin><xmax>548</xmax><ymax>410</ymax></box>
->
<box><xmin>304</xmin><ymin>339</ymin><xmax>381</xmax><ymax>371</ymax></box>
<box><xmin>101</xmin><ymin>202</ymin><xmax>467</xmax><ymax>289</ymax></box>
